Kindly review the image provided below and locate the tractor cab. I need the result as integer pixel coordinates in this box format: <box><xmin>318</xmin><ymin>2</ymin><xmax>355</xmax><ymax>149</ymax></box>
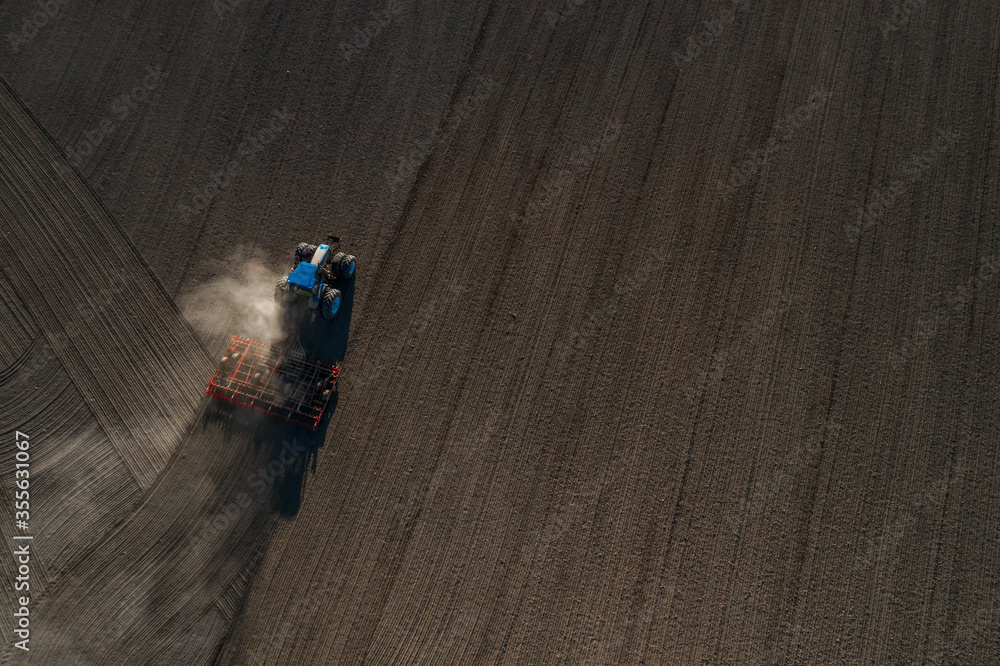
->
<box><xmin>287</xmin><ymin>261</ymin><xmax>318</xmax><ymax>293</ymax></box>
<box><xmin>286</xmin><ymin>243</ymin><xmax>331</xmax><ymax>295</ymax></box>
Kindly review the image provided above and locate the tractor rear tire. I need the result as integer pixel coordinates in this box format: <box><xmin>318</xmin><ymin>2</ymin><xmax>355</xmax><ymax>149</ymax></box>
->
<box><xmin>338</xmin><ymin>254</ymin><xmax>356</xmax><ymax>279</ymax></box>
<box><xmin>295</xmin><ymin>243</ymin><xmax>317</xmax><ymax>264</ymax></box>
<box><xmin>320</xmin><ymin>286</ymin><xmax>342</xmax><ymax>320</ymax></box>
<box><xmin>330</xmin><ymin>252</ymin><xmax>356</xmax><ymax>279</ymax></box>
<box><xmin>274</xmin><ymin>276</ymin><xmax>288</xmax><ymax>302</ymax></box>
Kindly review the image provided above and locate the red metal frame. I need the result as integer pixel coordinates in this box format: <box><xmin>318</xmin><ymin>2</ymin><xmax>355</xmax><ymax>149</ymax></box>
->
<box><xmin>205</xmin><ymin>336</ymin><xmax>340</xmax><ymax>431</ymax></box>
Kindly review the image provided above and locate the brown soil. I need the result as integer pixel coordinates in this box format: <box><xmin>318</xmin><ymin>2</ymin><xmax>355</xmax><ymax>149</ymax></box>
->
<box><xmin>0</xmin><ymin>0</ymin><xmax>997</xmax><ymax>663</ymax></box>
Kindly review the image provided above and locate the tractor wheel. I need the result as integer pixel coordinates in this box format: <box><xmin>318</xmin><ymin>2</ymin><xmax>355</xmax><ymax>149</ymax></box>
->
<box><xmin>320</xmin><ymin>286</ymin><xmax>342</xmax><ymax>320</ymax></box>
<box><xmin>338</xmin><ymin>254</ymin><xmax>356</xmax><ymax>279</ymax></box>
<box><xmin>274</xmin><ymin>276</ymin><xmax>288</xmax><ymax>302</ymax></box>
<box><xmin>330</xmin><ymin>252</ymin><xmax>356</xmax><ymax>279</ymax></box>
<box><xmin>295</xmin><ymin>243</ymin><xmax>317</xmax><ymax>264</ymax></box>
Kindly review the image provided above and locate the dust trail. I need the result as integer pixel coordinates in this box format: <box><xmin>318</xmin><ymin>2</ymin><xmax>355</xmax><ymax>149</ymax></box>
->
<box><xmin>180</xmin><ymin>250</ymin><xmax>286</xmax><ymax>345</ymax></box>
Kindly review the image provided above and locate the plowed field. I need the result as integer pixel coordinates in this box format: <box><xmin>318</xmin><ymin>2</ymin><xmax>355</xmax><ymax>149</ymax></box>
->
<box><xmin>0</xmin><ymin>0</ymin><xmax>997</xmax><ymax>663</ymax></box>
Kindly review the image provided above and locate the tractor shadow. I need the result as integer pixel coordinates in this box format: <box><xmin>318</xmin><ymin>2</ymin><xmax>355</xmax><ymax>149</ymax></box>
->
<box><xmin>263</xmin><ymin>273</ymin><xmax>355</xmax><ymax>515</ymax></box>
<box><xmin>267</xmin><ymin>389</ymin><xmax>342</xmax><ymax>517</ymax></box>
<box><xmin>202</xmin><ymin>398</ymin><xmax>337</xmax><ymax>516</ymax></box>
<box><xmin>293</xmin><ymin>273</ymin><xmax>355</xmax><ymax>365</ymax></box>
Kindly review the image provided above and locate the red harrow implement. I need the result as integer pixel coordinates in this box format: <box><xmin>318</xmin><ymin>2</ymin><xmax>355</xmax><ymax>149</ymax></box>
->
<box><xmin>205</xmin><ymin>336</ymin><xmax>339</xmax><ymax>431</ymax></box>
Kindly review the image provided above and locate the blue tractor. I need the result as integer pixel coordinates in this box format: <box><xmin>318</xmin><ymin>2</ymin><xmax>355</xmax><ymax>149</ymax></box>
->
<box><xmin>274</xmin><ymin>235</ymin><xmax>356</xmax><ymax>320</ymax></box>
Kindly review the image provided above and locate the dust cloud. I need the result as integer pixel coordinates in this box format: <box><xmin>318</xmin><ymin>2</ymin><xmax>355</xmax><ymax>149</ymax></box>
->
<box><xmin>180</xmin><ymin>251</ymin><xmax>287</xmax><ymax>346</ymax></box>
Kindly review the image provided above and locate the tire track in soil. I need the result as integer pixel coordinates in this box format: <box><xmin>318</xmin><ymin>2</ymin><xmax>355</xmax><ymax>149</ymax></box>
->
<box><xmin>0</xmin><ymin>267</ymin><xmax>37</xmax><ymax>368</ymax></box>
<box><xmin>0</xmin><ymin>338</ymin><xmax>144</xmax><ymax>662</ymax></box>
<box><xmin>0</xmin><ymin>72</ymin><xmax>284</xmax><ymax>664</ymax></box>
<box><xmin>0</xmin><ymin>77</ymin><xmax>212</xmax><ymax>489</ymax></box>
<box><xmin>13</xmin><ymin>408</ymin><xmax>308</xmax><ymax>664</ymax></box>
<box><xmin>1</xmin><ymin>0</ymin><xmax>999</xmax><ymax>662</ymax></box>
<box><xmin>215</xmin><ymin>2</ymin><xmax>732</xmax><ymax>660</ymax></box>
